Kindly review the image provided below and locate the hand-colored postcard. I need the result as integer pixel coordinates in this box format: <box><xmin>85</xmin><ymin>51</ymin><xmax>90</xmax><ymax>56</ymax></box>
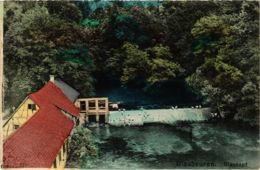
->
<box><xmin>1</xmin><ymin>1</ymin><xmax>259</xmax><ymax>169</ymax></box>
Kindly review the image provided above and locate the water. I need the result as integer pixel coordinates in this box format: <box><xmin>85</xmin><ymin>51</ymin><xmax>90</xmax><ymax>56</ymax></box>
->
<box><xmin>95</xmin><ymin>80</ymin><xmax>202</xmax><ymax>108</ymax></box>
<box><xmin>109</xmin><ymin>108</ymin><xmax>212</xmax><ymax>126</ymax></box>
<box><xmin>82</xmin><ymin>123</ymin><xmax>260</xmax><ymax>169</ymax></box>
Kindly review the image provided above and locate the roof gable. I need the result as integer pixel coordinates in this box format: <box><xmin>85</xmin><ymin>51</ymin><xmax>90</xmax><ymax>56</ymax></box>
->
<box><xmin>29</xmin><ymin>81</ymin><xmax>79</xmax><ymax>117</ymax></box>
<box><xmin>3</xmin><ymin>81</ymin><xmax>80</xmax><ymax>168</ymax></box>
<box><xmin>54</xmin><ymin>79</ymin><xmax>80</xmax><ymax>102</ymax></box>
<box><xmin>3</xmin><ymin>106</ymin><xmax>74</xmax><ymax>167</ymax></box>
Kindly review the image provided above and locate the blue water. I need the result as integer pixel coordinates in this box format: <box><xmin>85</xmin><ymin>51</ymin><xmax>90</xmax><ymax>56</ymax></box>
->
<box><xmin>82</xmin><ymin>123</ymin><xmax>260</xmax><ymax>169</ymax></box>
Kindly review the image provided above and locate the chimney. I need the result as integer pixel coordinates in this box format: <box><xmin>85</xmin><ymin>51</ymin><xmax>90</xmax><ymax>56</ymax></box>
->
<box><xmin>50</xmin><ymin>75</ymin><xmax>55</xmax><ymax>82</ymax></box>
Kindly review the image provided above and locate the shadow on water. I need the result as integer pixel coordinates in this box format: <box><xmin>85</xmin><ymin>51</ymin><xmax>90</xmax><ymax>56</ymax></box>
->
<box><xmin>83</xmin><ymin>123</ymin><xmax>260</xmax><ymax>169</ymax></box>
<box><xmin>103</xmin><ymin>137</ymin><xmax>128</xmax><ymax>151</ymax></box>
<box><xmin>95</xmin><ymin>79</ymin><xmax>205</xmax><ymax>109</ymax></box>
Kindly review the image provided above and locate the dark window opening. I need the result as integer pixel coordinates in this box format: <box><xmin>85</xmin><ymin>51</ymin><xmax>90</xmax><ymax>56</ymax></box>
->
<box><xmin>66</xmin><ymin>141</ymin><xmax>69</xmax><ymax>152</ymax></box>
<box><xmin>88</xmin><ymin>115</ymin><xmax>97</xmax><ymax>123</ymax></box>
<box><xmin>28</xmin><ymin>104</ymin><xmax>36</xmax><ymax>110</ymax></box>
<box><xmin>80</xmin><ymin>101</ymin><xmax>86</xmax><ymax>111</ymax></box>
<box><xmin>99</xmin><ymin>115</ymin><xmax>106</xmax><ymax>124</ymax></box>
<box><xmin>59</xmin><ymin>151</ymin><xmax>61</xmax><ymax>161</ymax></box>
<box><xmin>88</xmin><ymin>100</ymin><xmax>96</xmax><ymax>110</ymax></box>
<box><xmin>14</xmin><ymin>124</ymin><xmax>19</xmax><ymax>129</ymax></box>
<box><xmin>76</xmin><ymin>119</ymin><xmax>79</xmax><ymax>126</ymax></box>
<box><xmin>53</xmin><ymin>159</ymin><xmax>57</xmax><ymax>168</ymax></box>
<box><xmin>98</xmin><ymin>100</ymin><xmax>106</xmax><ymax>110</ymax></box>
<box><xmin>63</xmin><ymin>144</ymin><xmax>65</xmax><ymax>153</ymax></box>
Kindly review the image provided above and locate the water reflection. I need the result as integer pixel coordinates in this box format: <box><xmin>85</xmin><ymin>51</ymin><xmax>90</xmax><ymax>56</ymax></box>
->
<box><xmin>83</xmin><ymin>123</ymin><xmax>259</xmax><ymax>169</ymax></box>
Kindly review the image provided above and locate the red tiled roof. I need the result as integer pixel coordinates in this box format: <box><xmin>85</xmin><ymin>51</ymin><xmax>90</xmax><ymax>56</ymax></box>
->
<box><xmin>3</xmin><ymin>81</ymin><xmax>80</xmax><ymax>168</ymax></box>
<box><xmin>29</xmin><ymin>82</ymin><xmax>80</xmax><ymax>117</ymax></box>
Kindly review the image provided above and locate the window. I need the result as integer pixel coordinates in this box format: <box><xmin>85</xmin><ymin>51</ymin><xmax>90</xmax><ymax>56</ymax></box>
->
<box><xmin>14</xmin><ymin>124</ymin><xmax>19</xmax><ymax>129</ymax></box>
<box><xmin>28</xmin><ymin>104</ymin><xmax>36</xmax><ymax>110</ymax></box>
<box><xmin>53</xmin><ymin>158</ymin><xmax>57</xmax><ymax>168</ymax></box>
<box><xmin>98</xmin><ymin>100</ymin><xmax>106</xmax><ymax>109</ymax></box>
<box><xmin>79</xmin><ymin>101</ymin><xmax>86</xmax><ymax>111</ymax></box>
<box><xmin>66</xmin><ymin>140</ymin><xmax>69</xmax><ymax>152</ymax></box>
<box><xmin>88</xmin><ymin>115</ymin><xmax>97</xmax><ymax>123</ymax></box>
<box><xmin>88</xmin><ymin>100</ymin><xmax>96</xmax><ymax>110</ymax></box>
<box><xmin>59</xmin><ymin>151</ymin><xmax>61</xmax><ymax>161</ymax></box>
<box><xmin>63</xmin><ymin>143</ymin><xmax>66</xmax><ymax>153</ymax></box>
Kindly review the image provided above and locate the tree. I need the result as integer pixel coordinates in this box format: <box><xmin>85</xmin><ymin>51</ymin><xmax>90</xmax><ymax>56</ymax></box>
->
<box><xmin>117</xmin><ymin>43</ymin><xmax>183</xmax><ymax>87</ymax></box>
<box><xmin>46</xmin><ymin>1</ymin><xmax>83</xmax><ymax>23</ymax></box>
<box><xmin>162</xmin><ymin>1</ymin><xmax>219</xmax><ymax>75</ymax></box>
<box><xmin>148</xmin><ymin>58</ymin><xmax>183</xmax><ymax>84</ymax></box>
<box><xmin>4</xmin><ymin>1</ymin><xmax>259</xmax><ymax>125</ymax></box>
<box><xmin>120</xmin><ymin>42</ymin><xmax>150</xmax><ymax>87</ymax></box>
<box><xmin>4</xmin><ymin>2</ymin><xmax>96</xmax><ymax>109</ymax></box>
<box><xmin>187</xmin><ymin>1</ymin><xmax>259</xmax><ymax>123</ymax></box>
<box><xmin>67</xmin><ymin>127</ymin><xmax>97</xmax><ymax>168</ymax></box>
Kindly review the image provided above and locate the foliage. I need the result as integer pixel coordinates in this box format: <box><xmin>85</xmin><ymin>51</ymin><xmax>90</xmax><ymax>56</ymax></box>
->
<box><xmin>115</xmin><ymin>42</ymin><xmax>183</xmax><ymax>87</ymax></box>
<box><xmin>108</xmin><ymin>14</ymin><xmax>150</xmax><ymax>46</ymax></box>
<box><xmin>146</xmin><ymin>45</ymin><xmax>172</xmax><ymax>60</ymax></box>
<box><xmin>81</xmin><ymin>18</ymin><xmax>100</xmax><ymax>28</ymax></box>
<box><xmin>59</xmin><ymin>45</ymin><xmax>94</xmax><ymax>65</ymax></box>
<box><xmin>4</xmin><ymin>1</ymin><xmax>259</xmax><ymax>124</ymax></box>
<box><xmin>148</xmin><ymin>58</ymin><xmax>183</xmax><ymax>84</ymax></box>
<box><xmin>46</xmin><ymin>1</ymin><xmax>83</xmax><ymax>23</ymax></box>
<box><xmin>67</xmin><ymin>127</ymin><xmax>97</xmax><ymax>168</ymax></box>
<box><xmin>4</xmin><ymin>2</ymin><xmax>95</xmax><ymax>108</ymax></box>
<box><xmin>187</xmin><ymin>1</ymin><xmax>259</xmax><ymax>122</ymax></box>
<box><xmin>120</xmin><ymin>43</ymin><xmax>150</xmax><ymax>86</ymax></box>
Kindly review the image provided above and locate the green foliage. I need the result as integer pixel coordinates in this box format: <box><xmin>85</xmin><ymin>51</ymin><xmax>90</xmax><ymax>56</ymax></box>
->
<box><xmin>121</xmin><ymin>43</ymin><xmax>150</xmax><ymax>86</ymax></box>
<box><xmin>59</xmin><ymin>45</ymin><xmax>94</xmax><ymax>65</ymax></box>
<box><xmin>46</xmin><ymin>1</ymin><xmax>83</xmax><ymax>23</ymax></box>
<box><xmin>162</xmin><ymin>1</ymin><xmax>220</xmax><ymax>75</ymax></box>
<box><xmin>191</xmin><ymin>15</ymin><xmax>230</xmax><ymax>37</ymax></box>
<box><xmin>114</xmin><ymin>15</ymin><xmax>140</xmax><ymax>42</ymax></box>
<box><xmin>146</xmin><ymin>45</ymin><xmax>173</xmax><ymax>60</ymax></box>
<box><xmin>4</xmin><ymin>2</ymin><xmax>95</xmax><ymax>109</ymax></box>
<box><xmin>107</xmin><ymin>13</ymin><xmax>150</xmax><ymax>46</ymax></box>
<box><xmin>187</xmin><ymin>1</ymin><xmax>259</xmax><ymax>122</ymax></box>
<box><xmin>104</xmin><ymin>48</ymin><xmax>124</xmax><ymax>81</ymax></box>
<box><xmin>81</xmin><ymin>18</ymin><xmax>100</xmax><ymax>28</ymax></box>
<box><xmin>119</xmin><ymin>43</ymin><xmax>183</xmax><ymax>86</ymax></box>
<box><xmin>4</xmin><ymin>1</ymin><xmax>259</xmax><ymax>125</ymax></box>
<box><xmin>67</xmin><ymin>127</ymin><xmax>97</xmax><ymax>168</ymax></box>
<box><xmin>148</xmin><ymin>58</ymin><xmax>183</xmax><ymax>84</ymax></box>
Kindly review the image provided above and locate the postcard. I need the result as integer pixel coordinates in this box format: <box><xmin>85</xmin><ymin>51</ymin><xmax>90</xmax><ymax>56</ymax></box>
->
<box><xmin>1</xmin><ymin>1</ymin><xmax>259</xmax><ymax>169</ymax></box>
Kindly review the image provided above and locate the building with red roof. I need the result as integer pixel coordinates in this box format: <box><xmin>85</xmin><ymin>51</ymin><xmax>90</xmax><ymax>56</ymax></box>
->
<box><xmin>3</xmin><ymin>76</ymin><xmax>80</xmax><ymax>168</ymax></box>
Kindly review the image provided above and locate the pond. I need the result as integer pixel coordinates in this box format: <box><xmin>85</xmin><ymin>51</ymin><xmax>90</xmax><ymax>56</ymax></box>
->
<box><xmin>82</xmin><ymin>123</ymin><xmax>259</xmax><ymax>169</ymax></box>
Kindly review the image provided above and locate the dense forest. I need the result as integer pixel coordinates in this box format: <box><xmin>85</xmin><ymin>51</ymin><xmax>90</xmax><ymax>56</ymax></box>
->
<box><xmin>3</xmin><ymin>1</ymin><xmax>259</xmax><ymax>125</ymax></box>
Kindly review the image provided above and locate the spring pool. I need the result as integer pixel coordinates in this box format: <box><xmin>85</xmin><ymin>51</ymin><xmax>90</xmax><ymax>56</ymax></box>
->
<box><xmin>81</xmin><ymin>123</ymin><xmax>259</xmax><ymax>169</ymax></box>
